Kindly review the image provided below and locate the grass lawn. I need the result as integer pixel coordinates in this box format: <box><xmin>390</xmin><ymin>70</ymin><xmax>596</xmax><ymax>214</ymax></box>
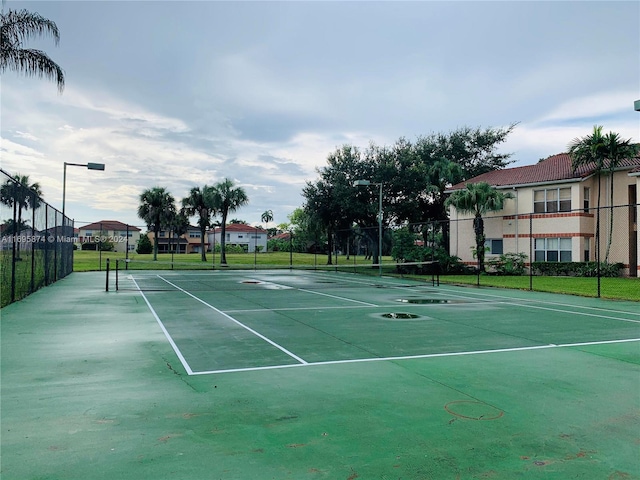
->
<box><xmin>72</xmin><ymin>250</ymin><xmax>374</xmax><ymax>272</ymax></box>
<box><xmin>435</xmin><ymin>274</ymin><xmax>640</xmax><ymax>302</ymax></box>
<box><xmin>73</xmin><ymin>250</ymin><xmax>639</xmax><ymax>302</ymax></box>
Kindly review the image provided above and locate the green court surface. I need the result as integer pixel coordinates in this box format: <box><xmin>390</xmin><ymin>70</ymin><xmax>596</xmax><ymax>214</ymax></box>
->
<box><xmin>1</xmin><ymin>269</ymin><xmax>639</xmax><ymax>479</ymax></box>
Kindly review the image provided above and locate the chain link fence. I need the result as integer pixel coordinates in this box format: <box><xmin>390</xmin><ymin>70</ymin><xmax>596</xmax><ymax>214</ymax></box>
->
<box><xmin>332</xmin><ymin>201</ymin><xmax>638</xmax><ymax>299</ymax></box>
<box><xmin>1</xmin><ymin>169</ymin><xmax>74</xmax><ymax>307</ymax></box>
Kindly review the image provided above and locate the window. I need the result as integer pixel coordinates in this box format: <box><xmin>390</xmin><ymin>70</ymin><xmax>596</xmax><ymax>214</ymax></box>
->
<box><xmin>584</xmin><ymin>237</ymin><xmax>590</xmax><ymax>262</ymax></box>
<box><xmin>534</xmin><ymin>188</ymin><xmax>571</xmax><ymax>213</ymax></box>
<box><xmin>583</xmin><ymin>187</ymin><xmax>590</xmax><ymax>213</ymax></box>
<box><xmin>535</xmin><ymin>238</ymin><xmax>572</xmax><ymax>262</ymax></box>
<box><xmin>159</xmin><ymin>231</ymin><xmax>165</xmax><ymax>237</ymax></box>
<box><xmin>84</xmin><ymin>230</ymin><xmax>93</xmax><ymax>236</ymax></box>
<box><xmin>238</xmin><ymin>235</ymin><xmax>243</xmax><ymax>239</ymax></box>
<box><xmin>189</xmin><ymin>232</ymin><xmax>200</xmax><ymax>238</ymax></box>
<box><xmin>484</xmin><ymin>239</ymin><xmax>503</xmax><ymax>255</ymax></box>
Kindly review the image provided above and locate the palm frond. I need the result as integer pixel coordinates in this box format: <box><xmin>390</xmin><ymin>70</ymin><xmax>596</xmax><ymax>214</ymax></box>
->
<box><xmin>0</xmin><ymin>9</ymin><xmax>60</xmax><ymax>46</ymax></box>
<box><xmin>0</xmin><ymin>48</ymin><xmax>64</xmax><ymax>92</ymax></box>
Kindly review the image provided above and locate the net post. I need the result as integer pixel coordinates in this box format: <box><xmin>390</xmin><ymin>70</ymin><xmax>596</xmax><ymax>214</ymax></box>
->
<box><xmin>105</xmin><ymin>258</ymin><xmax>110</xmax><ymax>292</ymax></box>
<box><xmin>115</xmin><ymin>259</ymin><xmax>119</xmax><ymax>291</ymax></box>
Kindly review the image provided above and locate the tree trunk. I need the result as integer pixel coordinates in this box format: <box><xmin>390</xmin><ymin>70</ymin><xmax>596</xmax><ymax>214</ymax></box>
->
<box><xmin>605</xmin><ymin>173</ymin><xmax>614</xmax><ymax>263</ymax></box>
<box><xmin>153</xmin><ymin>228</ymin><xmax>159</xmax><ymax>261</ymax></box>
<box><xmin>473</xmin><ymin>214</ymin><xmax>485</xmax><ymax>272</ymax></box>
<box><xmin>220</xmin><ymin>211</ymin><xmax>228</xmax><ymax>265</ymax></box>
<box><xmin>200</xmin><ymin>224</ymin><xmax>207</xmax><ymax>262</ymax></box>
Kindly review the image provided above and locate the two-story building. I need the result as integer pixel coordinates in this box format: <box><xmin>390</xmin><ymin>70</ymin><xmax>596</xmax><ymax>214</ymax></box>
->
<box><xmin>446</xmin><ymin>153</ymin><xmax>640</xmax><ymax>277</ymax></box>
<box><xmin>146</xmin><ymin>225</ymin><xmax>204</xmax><ymax>254</ymax></box>
<box><xmin>77</xmin><ymin>220</ymin><xmax>141</xmax><ymax>253</ymax></box>
<box><xmin>207</xmin><ymin>224</ymin><xmax>267</xmax><ymax>253</ymax></box>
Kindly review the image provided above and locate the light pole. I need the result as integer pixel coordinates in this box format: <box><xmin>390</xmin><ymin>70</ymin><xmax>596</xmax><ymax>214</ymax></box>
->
<box><xmin>62</xmin><ymin>162</ymin><xmax>105</xmax><ymax>218</ymax></box>
<box><xmin>354</xmin><ymin>179</ymin><xmax>383</xmax><ymax>276</ymax></box>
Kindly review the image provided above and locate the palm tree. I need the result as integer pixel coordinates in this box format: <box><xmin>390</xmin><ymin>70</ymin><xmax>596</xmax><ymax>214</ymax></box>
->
<box><xmin>0</xmin><ymin>174</ymin><xmax>43</xmax><ymax>256</ymax></box>
<box><xmin>569</xmin><ymin>126</ymin><xmax>606</xmax><ymax>265</ymax></box>
<box><xmin>600</xmin><ymin>132</ymin><xmax>639</xmax><ymax>262</ymax></box>
<box><xmin>567</xmin><ymin>126</ymin><xmax>639</xmax><ymax>263</ymax></box>
<box><xmin>209</xmin><ymin>179</ymin><xmax>249</xmax><ymax>265</ymax></box>
<box><xmin>137</xmin><ymin>187</ymin><xmax>175</xmax><ymax>261</ymax></box>
<box><xmin>0</xmin><ymin>8</ymin><xmax>65</xmax><ymax>93</ymax></box>
<box><xmin>181</xmin><ymin>186</ymin><xmax>216</xmax><ymax>262</ymax></box>
<box><xmin>261</xmin><ymin>209</ymin><xmax>273</xmax><ymax>252</ymax></box>
<box><xmin>167</xmin><ymin>208</ymin><xmax>190</xmax><ymax>255</ymax></box>
<box><xmin>445</xmin><ymin>182</ymin><xmax>513</xmax><ymax>272</ymax></box>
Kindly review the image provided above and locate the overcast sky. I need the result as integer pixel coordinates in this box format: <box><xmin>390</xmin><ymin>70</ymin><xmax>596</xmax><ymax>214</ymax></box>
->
<box><xmin>1</xmin><ymin>0</ymin><xmax>638</xmax><ymax>229</ymax></box>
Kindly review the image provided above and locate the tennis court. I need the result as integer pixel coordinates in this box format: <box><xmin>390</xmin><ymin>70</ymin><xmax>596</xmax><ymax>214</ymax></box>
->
<box><xmin>1</xmin><ymin>268</ymin><xmax>639</xmax><ymax>479</ymax></box>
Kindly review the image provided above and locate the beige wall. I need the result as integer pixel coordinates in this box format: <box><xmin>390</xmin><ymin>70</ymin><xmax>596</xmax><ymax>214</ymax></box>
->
<box><xmin>77</xmin><ymin>228</ymin><xmax>140</xmax><ymax>253</ymax></box>
<box><xmin>449</xmin><ymin>170</ymin><xmax>640</xmax><ymax>276</ymax></box>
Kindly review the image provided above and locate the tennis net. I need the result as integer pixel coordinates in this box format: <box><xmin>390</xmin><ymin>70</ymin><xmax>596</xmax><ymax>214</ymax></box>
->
<box><xmin>109</xmin><ymin>259</ymin><xmax>440</xmax><ymax>292</ymax></box>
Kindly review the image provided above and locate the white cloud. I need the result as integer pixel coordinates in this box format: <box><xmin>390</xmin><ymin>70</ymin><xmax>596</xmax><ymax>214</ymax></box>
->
<box><xmin>539</xmin><ymin>91</ymin><xmax>639</xmax><ymax>123</ymax></box>
<box><xmin>1</xmin><ymin>0</ymin><xmax>638</xmax><ymax>227</ymax></box>
<box><xmin>14</xmin><ymin>131</ymin><xmax>40</xmax><ymax>142</ymax></box>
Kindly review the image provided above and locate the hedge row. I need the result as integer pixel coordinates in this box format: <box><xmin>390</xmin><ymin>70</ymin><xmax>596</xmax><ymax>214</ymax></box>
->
<box><xmin>530</xmin><ymin>261</ymin><xmax>624</xmax><ymax>277</ymax></box>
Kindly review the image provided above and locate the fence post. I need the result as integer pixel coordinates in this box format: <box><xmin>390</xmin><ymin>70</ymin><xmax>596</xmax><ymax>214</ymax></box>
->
<box><xmin>529</xmin><ymin>214</ymin><xmax>533</xmax><ymax>291</ymax></box>
<box><xmin>596</xmin><ymin>205</ymin><xmax>601</xmax><ymax>298</ymax></box>
<box><xmin>53</xmin><ymin>210</ymin><xmax>58</xmax><ymax>282</ymax></box>
<box><xmin>99</xmin><ymin>222</ymin><xmax>103</xmax><ymax>272</ymax></box>
<box><xmin>10</xmin><ymin>200</ymin><xmax>17</xmax><ymax>303</ymax></box>
<box><xmin>31</xmin><ymin>192</ymin><xmax>36</xmax><ymax>293</ymax></box>
<box><xmin>105</xmin><ymin>258</ymin><xmax>110</xmax><ymax>292</ymax></box>
<box><xmin>289</xmin><ymin>231</ymin><xmax>293</xmax><ymax>270</ymax></box>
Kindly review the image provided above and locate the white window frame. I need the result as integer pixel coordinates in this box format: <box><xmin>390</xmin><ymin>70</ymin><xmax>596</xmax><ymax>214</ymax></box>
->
<box><xmin>534</xmin><ymin>187</ymin><xmax>571</xmax><ymax>213</ymax></box>
<box><xmin>535</xmin><ymin>237</ymin><xmax>572</xmax><ymax>262</ymax></box>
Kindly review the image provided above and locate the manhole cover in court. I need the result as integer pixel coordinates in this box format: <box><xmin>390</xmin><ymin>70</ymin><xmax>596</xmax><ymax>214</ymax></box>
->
<box><xmin>396</xmin><ymin>298</ymin><xmax>465</xmax><ymax>304</ymax></box>
<box><xmin>381</xmin><ymin>313</ymin><xmax>420</xmax><ymax>319</ymax></box>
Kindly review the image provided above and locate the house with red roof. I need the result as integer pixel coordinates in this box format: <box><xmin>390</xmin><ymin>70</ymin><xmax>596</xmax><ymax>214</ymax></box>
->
<box><xmin>446</xmin><ymin>153</ymin><xmax>640</xmax><ymax>277</ymax></box>
<box><xmin>77</xmin><ymin>220</ymin><xmax>141</xmax><ymax>253</ymax></box>
<box><xmin>207</xmin><ymin>224</ymin><xmax>267</xmax><ymax>253</ymax></box>
<box><xmin>144</xmin><ymin>225</ymin><xmax>207</xmax><ymax>254</ymax></box>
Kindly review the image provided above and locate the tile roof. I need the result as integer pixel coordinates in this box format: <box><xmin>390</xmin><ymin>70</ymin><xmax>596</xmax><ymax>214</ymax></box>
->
<box><xmin>272</xmin><ymin>232</ymin><xmax>291</xmax><ymax>240</ymax></box>
<box><xmin>77</xmin><ymin>220</ymin><xmax>141</xmax><ymax>231</ymax></box>
<box><xmin>448</xmin><ymin>153</ymin><xmax>640</xmax><ymax>191</ymax></box>
<box><xmin>210</xmin><ymin>224</ymin><xmax>266</xmax><ymax>234</ymax></box>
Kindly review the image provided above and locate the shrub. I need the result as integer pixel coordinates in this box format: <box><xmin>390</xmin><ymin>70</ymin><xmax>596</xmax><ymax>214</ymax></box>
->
<box><xmin>136</xmin><ymin>235</ymin><xmax>153</xmax><ymax>254</ymax></box>
<box><xmin>531</xmin><ymin>261</ymin><xmax>623</xmax><ymax>277</ymax></box>
<box><xmin>212</xmin><ymin>244</ymin><xmax>247</xmax><ymax>254</ymax></box>
<box><xmin>486</xmin><ymin>252</ymin><xmax>527</xmax><ymax>276</ymax></box>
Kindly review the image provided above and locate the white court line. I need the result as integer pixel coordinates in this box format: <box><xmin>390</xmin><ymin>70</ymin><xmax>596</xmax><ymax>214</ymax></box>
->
<box><xmin>157</xmin><ymin>275</ymin><xmax>308</xmax><ymax>365</ymax></box>
<box><xmin>433</xmin><ymin>286</ymin><xmax>640</xmax><ymax>324</ymax></box>
<box><xmin>190</xmin><ymin>337</ymin><xmax>640</xmax><ymax>375</ymax></box>
<box><xmin>225</xmin><ymin>301</ymin><xmax>493</xmax><ymax>314</ymax></box>
<box><xmin>132</xmin><ymin>278</ymin><xmax>194</xmax><ymax>375</ymax></box>
<box><xmin>298</xmin><ymin>288</ymin><xmax>379</xmax><ymax>306</ymax></box>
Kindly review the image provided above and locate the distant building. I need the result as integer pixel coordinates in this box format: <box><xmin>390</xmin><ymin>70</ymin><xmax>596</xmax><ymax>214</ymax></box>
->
<box><xmin>207</xmin><ymin>224</ymin><xmax>267</xmax><ymax>253</ymax></box>
<box><xmin>146</xmin><ymin>225</ymin><xmax>208</xmax><ymax>254</ymax></box>
<box><xmin>77</xmin><ymin>221</ymin><xmax>141</xmax><ymax>253</ymax></box>
<box><xmin>446</xmin><ymin>153</ymin><xmax>640</xmax><ymax>277</ymax></box>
